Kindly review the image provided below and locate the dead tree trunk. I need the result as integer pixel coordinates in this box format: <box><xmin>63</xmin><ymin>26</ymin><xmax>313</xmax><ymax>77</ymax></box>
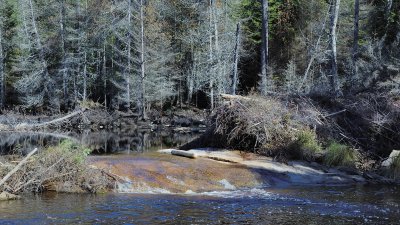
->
<box><xmin>126</xmin><ymin>0</ymin><xmax>132</xmax><ymax>110</ymax></box>
<box><xmin>28</xmin><ymin>0</ymin><xmax>54</xmax><ymax>106</ymax></box>
<box><xmin>329</xmin><ymin>0</ymin><xmax>341</xmax><ymax>95</ymax></box>
<box><xmin>260</xmin><ymin>0</ymin><xmax>269</xmax><ymax>95</ymax></box>
<box><xmin>352</xmin><ymin>0</ymin><xmax>359</xmax><ymax>77</ymax></box>
<box><xmin>102</xmin><ymin>39</ymin><xmax>107</xmax><ymax>109</ymax></box>
<box><xmin>83</xmin><ymin>52</ymin><xmax>87</xmax><ymax>101</ymax></box>
<box><xmin>139</xmin><ymin>0</ymin><xmax>146</xmax><ymax>119</ymax></box>
<box><xmin>59</xmin><ymin>0</ymin><xmax>68</xmax><ymax>106</ymax></box>
<box><xmin>209</xmin><ymin>0</ymin><xmax>215</xmax><ymax>109</ymax></box>
<box><xmin>231</xmin><ymin>23</ymin><xmax>241</xmax><ymax>95</ymax></box>
<box><xmin>0</xmin><ymin>26</ymin><xmax>4</xmax><ymax>109</ymax></box>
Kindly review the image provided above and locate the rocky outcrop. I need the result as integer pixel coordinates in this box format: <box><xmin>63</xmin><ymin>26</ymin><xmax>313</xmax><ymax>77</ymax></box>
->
<box><xmin>382</xmin><ymin>150</ymin><xmax>400</xmax><ymax>167</ymax></box>
<box><xmin>0</xmin><ymin>192</ymin><xmax>20</xmax><ymax>201</ymax></box>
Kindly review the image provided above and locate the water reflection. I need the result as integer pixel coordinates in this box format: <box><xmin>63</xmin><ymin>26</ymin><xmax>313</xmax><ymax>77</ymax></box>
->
<box><xmin>0</xmin><ymin>130</ymin><xmax>199</xmax><ymax>155</ymax></box>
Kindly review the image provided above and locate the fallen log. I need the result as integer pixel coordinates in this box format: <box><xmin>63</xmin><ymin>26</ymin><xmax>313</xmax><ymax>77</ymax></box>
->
<box><xmin>13</xmin><ymin>110</ymin><xmax>84</xmax><ymax>130</ymax></box>
<box><xmin>171</xmin><ymin>150</ymin><xmax>197</xmax><ymax>159</ymax></box>
<box><xmin>220</xmin><ymin>94</ymin><xmax>251</xmax><ymax>101</ymax></box>
<box><xmin>0</xmin><ymin>148</ymin><xmax>38</xmax><ymax>188</ymax></box>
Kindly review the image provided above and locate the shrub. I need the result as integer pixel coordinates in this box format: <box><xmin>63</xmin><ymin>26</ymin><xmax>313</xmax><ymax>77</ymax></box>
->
<box><xmin>324</xmin><ymin>142</ymin><xmax>357</xmax><ymax>167</ymax></box>
<box><xmin>291</xmin><ymin>129</ymin><xmax>322</xmax><ymax>161</ymax></box>
<box><xmin>49</xmin><ymin>140</ymin><xmax>92</xmax><ymax>165</ymax></box>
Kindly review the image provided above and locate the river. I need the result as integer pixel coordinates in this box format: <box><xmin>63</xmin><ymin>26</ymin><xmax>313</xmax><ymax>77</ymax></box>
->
<box><xmin>0</xmin><ymin>131</ymin><xmax>399</xmax><ymax>224</ymax></box>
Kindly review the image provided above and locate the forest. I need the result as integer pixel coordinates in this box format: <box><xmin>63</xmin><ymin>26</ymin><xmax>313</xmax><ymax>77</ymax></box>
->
<box><xmin>0</xmin><ymin>0</ymin><xmax>397</xmax><ymax>116</ymax></box>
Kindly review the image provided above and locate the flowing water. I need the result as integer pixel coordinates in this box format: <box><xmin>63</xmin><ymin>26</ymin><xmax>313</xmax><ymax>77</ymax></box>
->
<box><xmin>0</xmin><ymin>131</ymin><xmax>400</xmax><ymax>224</ymax></box>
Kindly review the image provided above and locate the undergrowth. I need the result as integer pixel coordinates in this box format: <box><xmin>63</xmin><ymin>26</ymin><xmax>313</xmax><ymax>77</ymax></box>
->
<box><xmin>324</xmin><ymin>142</ymin><xmax>358</xmax><ymax>167</ymax></box>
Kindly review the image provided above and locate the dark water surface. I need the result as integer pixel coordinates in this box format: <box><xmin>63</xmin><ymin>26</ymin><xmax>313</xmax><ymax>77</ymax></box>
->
<box><xmin>0</xmin><ymin>132</ymin><xmax>399</xmax><ymax>224</ymax></box>
<box><xmin>0</xmin><ymin>185</ymin><xmax>399</xmax><ymax>224</ymax></box>
<box><xmin>0</xmin><ymin>130</ymin><xmax>198</xmax><ymax>154</ymax></box>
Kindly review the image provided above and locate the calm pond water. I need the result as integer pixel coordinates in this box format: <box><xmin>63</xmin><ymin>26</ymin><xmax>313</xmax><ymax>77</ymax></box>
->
<box><xmin>0</xmin><ymin>131</ymin><xmax>399</xmax><ymax>224</ymax></box>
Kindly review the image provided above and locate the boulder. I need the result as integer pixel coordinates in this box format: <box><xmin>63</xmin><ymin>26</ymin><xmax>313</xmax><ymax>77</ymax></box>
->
<box><xmin>0</xmin><ymin>192</ymin><xmax>21</xmax><ymax>201</ymax></box>
<box><xmin>381</xmin><ymin>150</ymin><xmax>400</xmax><ymax>167</ymax></box>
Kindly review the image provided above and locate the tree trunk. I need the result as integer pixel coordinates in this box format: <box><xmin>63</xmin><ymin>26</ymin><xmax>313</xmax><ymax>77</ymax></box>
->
<box><xmin>83</xmin><ymin>52</ymin><xmax>87</xmax><ymax>101</ymax></box>
<box><xmin>209</xmin><ymin>0</ymin><xmax>214</xmax><ymax>109</ymax></box>
<box><xmin>103</xmin><ymin>39</ymin><xmax>107</xmax><ymax>109</ymax></box>
<box><xmin>329</xmin><ymin>0</ymin><xmax>340</xmax><ymax>95</ymax></box>
<box><xmin>139</xmin><ymin>0</ymin><xmax>146</xmax><ymax>119</ymax></box>
<box><xmin>386</xmin><ymin>0</ymin><xmax>393</xmax><ymax>19</ymax></box>
<box><xmin>231</xmin><ymin>23</ymin><xmax>241</xmax><ymax>95</ymax></box>
<box><xmin>352</xmin><ymin>0</ymin><xmax>359</xmax><ymax>77</ymax></box>
<box><xmin>59</xmin><ymin>0</ymin><xmax>68</xmax><ymax>106</ymax></box>
<box><xmin>260</xmin><ymin>0</ymin><xmax>269</xmax><ymax>95</ymax></box>
<box><xmin>0</xmin><ymin>26</ymin><xmax>4</xmax><ymax>109</ymax></box>
<box><xmin>126</xmin><ymin>0</ymin><xmax>132</xmax><ymax>110</ymax></box>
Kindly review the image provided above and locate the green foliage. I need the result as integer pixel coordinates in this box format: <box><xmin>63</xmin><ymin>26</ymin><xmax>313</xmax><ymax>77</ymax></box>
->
<box><xmin>324</xmin><ymin>142</ymin><xmax>357</xmax><ymax>167</ymax></box>
<box><xmin>368</xmin><ymin>0</ymin><xmax>400</xmax><ymax>44</ymax></box>
<box><xmin>233</xmin><ymin>0</ymin><xmax>301</xmax><ymax>45</ymax></box>
<box><xmin>294</xmin><ymin>129</ymin><xmax>322</xmax><ymax>161</ymax></box>
<box><xmin>47</xmin><ymin>140</ymin><xmax>92</xmax><ymax>165</ymax></box>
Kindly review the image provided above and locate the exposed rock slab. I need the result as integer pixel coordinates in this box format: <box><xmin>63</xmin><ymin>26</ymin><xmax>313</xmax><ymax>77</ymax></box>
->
<box><xmin>0</xmin><ymin>192</ymin><xmax>21</xmax><ymax>201</ymax></box>
<box><xmin>160</xmin><ymin>149</ymin><xmax>367</xmax><ymax>186</ymax></box>
<box><xmin>382</xmin><ymin>150</ymin><xmax>400</xmax><ymax>167</ymax></box>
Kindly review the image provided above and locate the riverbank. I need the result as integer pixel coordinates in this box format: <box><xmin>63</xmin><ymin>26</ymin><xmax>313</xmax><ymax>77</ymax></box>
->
<box><xmin>1</xmin><ymin>141</ymin><xmax>398</xmax><ymax>202</ymax></box>
<box><xmin>181</xmin><ymin>94</ymin><xmax>400</xmax><ymax>182</ymax></box>
<box><xmin>0</xmin><ymin>104</ymin><xmax>207</xmax><ymax>132</ymax></box>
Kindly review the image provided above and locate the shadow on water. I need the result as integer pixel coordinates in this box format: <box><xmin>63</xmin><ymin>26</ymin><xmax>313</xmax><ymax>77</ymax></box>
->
<box><xmin>0</xmin><ymin>130</ymin><xmax>199</xmax><ymax>155</ymax></box>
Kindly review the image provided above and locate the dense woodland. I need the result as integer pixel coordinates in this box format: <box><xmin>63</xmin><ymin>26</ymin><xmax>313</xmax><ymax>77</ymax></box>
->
<box><xmin>0</xmin><ymin>0</ymin><xmax>399</xmax><ymax>117</ymax></box>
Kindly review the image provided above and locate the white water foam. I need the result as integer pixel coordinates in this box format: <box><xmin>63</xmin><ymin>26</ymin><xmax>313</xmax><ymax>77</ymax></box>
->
<box><xmin>185</xmin><ymin>188</ymin><xmax>277</xmax><ymax>199</ymax></box>
<box><xmin>116</xmin><ymin>180</ymin><xmax>171</xmax><ymax>194</ymax></box>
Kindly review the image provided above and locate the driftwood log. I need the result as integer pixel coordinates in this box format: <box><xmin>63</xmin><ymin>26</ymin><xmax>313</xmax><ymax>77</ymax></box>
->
<box><xmin>0</xmin><ymin>148</ymin><xmax>38</xmax><ymax>188</ymax></box>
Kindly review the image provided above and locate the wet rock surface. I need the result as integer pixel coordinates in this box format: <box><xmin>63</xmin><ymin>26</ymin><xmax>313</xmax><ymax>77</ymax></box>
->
<box><xmin>88</xmin><ymin>149</ymin><xmax>381</xmax><ymax>194</ymax></box>
<box><xmin>89</xmin><ymin>153</ymin><xmax>265</xmax><ymax>193</ymax></box>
